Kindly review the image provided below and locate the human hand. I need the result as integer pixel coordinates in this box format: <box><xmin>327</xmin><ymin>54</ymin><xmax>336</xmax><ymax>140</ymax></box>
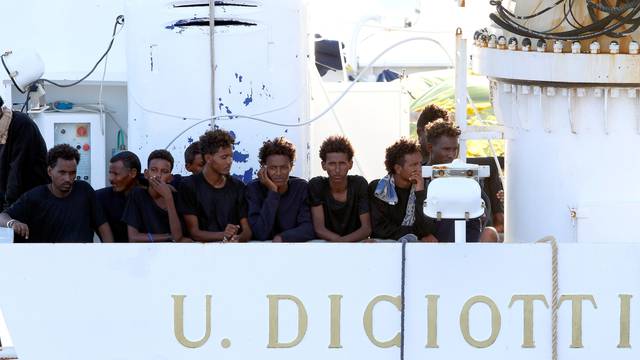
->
<box><xmin>421</xmin><ymin>234</ymin><xmax>438</xmax><ymax>243</ymax></box>
<box><xmin>272</xmin><ymin>234</ymin><xmax>283</xmax><ymax>243</ymax></box>
<box><xmin>222</xmin><ymin>224</ymin><xmax>240</xmax><ymax>242</ymax></box>
<box><xmin>410</xmin><ymin>170</ymin><xmax>425</xmax><ymax>191</ymax></box>
<box><xmin>11</xmin><ymin>221</ymin><xmax>29</xmax><ymax>239</ymax></box>
<box><xmin>258</xmin><ymin>167</ymin><xmax>278</xmax><ymax>192</ymax></box>
<box><xmin>149</xmin><ymin>176</ymin><xmax>173</xmax><ymax>199</ymax></box>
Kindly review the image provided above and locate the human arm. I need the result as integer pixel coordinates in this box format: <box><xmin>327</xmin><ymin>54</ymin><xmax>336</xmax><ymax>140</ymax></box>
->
<box><xmin>0</xmin><ymin>211</ymin><xmax>29</xmax><ymax>239</ymax></box>
<box><xmin>310</xmin><ymin>205</ymin><xmax>340</xmax><ymax>241</ymax></box>
<box><xmin>278</xmin><ymin>181</ymin><xmax>315</xmax><ymax>242</ymax></box>
<box><xmin>246</xmin><ymin>183</ymin><xmax>279</xmax><ymax>240</ymax></box>
<box><xmin>411</xmin><ymin>188</ymin><xmax>436</xmax><ymax>239</ymax></box>
<box><xmin>127</xmin><ymin>225</ymin><xmax>173</xmax><ymax>242</ymax></box>
<box><xmin>150</xmin><ymin>178</ymin><xmax>185</xmax><ymax>242</ymax></box>
<box><xmin>97</xmin><ymin>223</ymin><xmax>114</xmax><ymax>243</ymax></box>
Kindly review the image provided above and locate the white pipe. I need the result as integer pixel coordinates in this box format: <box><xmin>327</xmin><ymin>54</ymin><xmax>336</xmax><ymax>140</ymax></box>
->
<box><xmin>209</xmin><ymin>0</ymin><xmax>216</xmax><ymax>128</ymax></box>
<box><xmin>455</xmin><ymin>28</ymin><xmax>467</xmax><ymax>160</ymax></box>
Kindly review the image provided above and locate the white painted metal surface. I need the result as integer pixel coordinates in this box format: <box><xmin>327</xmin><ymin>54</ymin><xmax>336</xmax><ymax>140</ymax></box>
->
<box><xmin>1</xmin><ymin>244</ymin><xmax>640</xmax><ymax>359</ymax></box>
<box><xmin>33</xmin><ymin>112</ymin><xmax>106</xmax><ymax>189</ymax></box>
<box><xmin>474</xmin><ymin>46</ymin><xmax>640</xmax><ymax>243</ymax></box>
<box><xmin>126</xmin><ymin>0</ymin><xmax>311</xmax><ymax>180</ymax></box>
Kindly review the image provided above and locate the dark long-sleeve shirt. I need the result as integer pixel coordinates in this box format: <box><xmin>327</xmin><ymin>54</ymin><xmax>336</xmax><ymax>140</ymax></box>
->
<box><xmin>245</xmin><ymin>177</ymin><xmax>315</xmax><ymax>242</ymax></box>
<box><xmin>368</xmin><ymin>179</ymin><xmax>436</xmax><ymax>240</ymax></box>
<box><xmin>0</xmin><ymin>111</ymin><xmax>48</xmax><ymax>211</ymax></box>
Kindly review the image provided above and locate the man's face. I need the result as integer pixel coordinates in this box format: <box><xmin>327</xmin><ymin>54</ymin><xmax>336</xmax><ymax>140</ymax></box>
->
<box><xmin>429</xmin><ymin>136</ymin><xmax>458</xmax><ymax>164</ymax></box>
<box><xmin>394</xmin><ymin>152</ymin><xmax>422</xmax><ymax>183</ymax></box>
<box><xmin>145</xmin><ymin>158</ymin><xmax>173</xmax><ymax>184</ymax></box>
<box><xmin>186</xmin><ymin>154</ymin><xmax>205</xmax><ymax>174</ymax></box>
<box><xmin>322</xmin><ymin>152</ymin><xmax>352</xmax><ymax>184</ymax></box>
<box><xmin>108</xmin><ymin>160</ymin><xmax>137</xmax><ymax>192</ymax></box>
<box><xmin>205</xmin><ymin>146</ymin><xmax>233</xmax><ymax>175</ymax></box>
<box><xmin>265</xmin><ymin>154</ymin><xmax>292</xmax><ymax>188</ymax></box>
<box><xmin>48</xmin><ymin>158</ymin><xmax>77</xmax><ymax>194</ymax></box>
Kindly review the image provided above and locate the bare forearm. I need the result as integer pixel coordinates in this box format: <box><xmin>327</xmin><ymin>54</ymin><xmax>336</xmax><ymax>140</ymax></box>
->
<box><xmin>98</xmin><ymin>223</ymin><xmax>114</xmax><ymax>243</ymax></box>
<box><xmin>165</xmin><ymin>199</ymin><xmax>184</xmax><ymax>242</ymax></box>
<box><xmin>338</xmin><ymin>224</ymin><xmax>371</xmax><ymax>243</ymax></box>
<box><xmin>313</xmin><ymin>225</ymin><xmax>340</xmax><ymax>242</ymax></box>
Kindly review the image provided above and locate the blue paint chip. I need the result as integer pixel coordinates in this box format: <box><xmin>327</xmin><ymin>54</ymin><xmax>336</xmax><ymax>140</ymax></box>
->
<box><xmin>187</xmin><ymin>137</ymin><xmax>194</xmax><ymax>143</ymax></box>
<box><xmin>225</xmin><ymin>106</ymin><xmax>232</xmax><ymax>114</ymax></box>
<box><xmin>238</xmin><ymin>75</ymin><xmax>243</xmax><ymax>82</ymax></box>
<box><xmin>229</xmin><ymin>131</ymin><xmax>237</xmax><ymax>139</ymax></box>
<box><xmin>233</xmin><ymin>150</ymin><xmax>249</xmax><ymax>163</ymax></box>
<box><xmin>243</xmin><ymin>94</ymin><xmax>253</xmax><ymax>106</ymax></box>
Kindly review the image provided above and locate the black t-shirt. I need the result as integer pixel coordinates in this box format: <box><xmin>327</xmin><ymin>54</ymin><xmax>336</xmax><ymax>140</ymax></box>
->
<box><xmin>96</xmin><ymin>186</ymin><xmax>129</xmax><ymax>243</ymax></box>
<box><xmin>308</xmin><ymin>175</ymin><xmax>369</xmax><ymax>236</ymax></box>
<box><xmin>368</xmin><ymin>179</ymin><xmax>435</xmax><ymax>240</ymax></box>
<box><xmin>121</xmin><ymin>187</ymin><xmax>182</xmax><ymax>236</ymax></box>
<box><xmin>6</xmin><ymin>181</ymin><xmax>106</xmax><ymax>243</ymax></box>
<box><xmin>179</xmin><ymin>173</ymin><xmax>248</xmax><ymax>233</ymax></box>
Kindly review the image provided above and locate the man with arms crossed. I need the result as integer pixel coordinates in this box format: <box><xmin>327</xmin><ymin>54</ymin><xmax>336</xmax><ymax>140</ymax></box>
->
<box><xmin>309</xmin><ymin>136</ymin><xmax>371</xmax><ymax>242</ymax></box>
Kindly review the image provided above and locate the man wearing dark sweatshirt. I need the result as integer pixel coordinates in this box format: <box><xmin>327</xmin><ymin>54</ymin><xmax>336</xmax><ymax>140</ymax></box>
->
<box><xmin>246</xmin><ymin>137</ymin><xmax>314</xmax><ymax>242</ymax></box>
<box><xmin>369</xmin><ymin>138</ymin><xmax>437</xmax><ymax>242</ymax></box>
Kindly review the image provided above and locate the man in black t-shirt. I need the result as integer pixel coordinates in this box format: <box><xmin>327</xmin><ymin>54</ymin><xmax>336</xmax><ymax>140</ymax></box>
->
<box><xmin>369</xmin><ymin>139</ymin><xmax>436</xmax><ymax>242</ymax></box>
<box><xmin>179</xmin><ymin>129</ymin><xmax>251</xmax><ymax>242</ymax></box>
<box><xmin>96</xmin><ymin>151</ymin><xmax>141</xmax><ymax>242</ymax></box>
<box><xmin>309</xmin><ymin>136</ymin><xmax>371</xmax><ymax>242</ymax></box>
<box><xmin>0</xmin><ymin>144</ymin><xmax>113</xmax><ymax>243</ymax></box>
<box><xmin>122</xmin><ymin>150</ymin><xmax>186</xmax><ymax>242</ymax></box>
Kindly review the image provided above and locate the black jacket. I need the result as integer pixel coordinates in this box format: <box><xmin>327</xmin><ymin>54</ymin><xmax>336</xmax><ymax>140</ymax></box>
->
<box><xmin>0</xmin><ymin>111</ymin><xmax>48</xmax><ymax>211</ymax></box>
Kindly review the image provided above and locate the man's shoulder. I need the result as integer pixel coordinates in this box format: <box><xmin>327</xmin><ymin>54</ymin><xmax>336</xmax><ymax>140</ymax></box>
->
<box><xmin>227</xmin><ymin>175</ymin><xmax>247</xmax><ymax>189</ymax></box>
<box><xmin>348</xmin><ymin>175</ymin><xmax>368</xmax><ymax>187</ymax></box>
<box><xmin>21</xmin><ymin>184</ymin><xmax>48</xmax><ymax>199</ymax></box>
<box><xmin>73</xmin><ymin>180</ymin><xmax>95</xmax><ymax>193</ymax></box>
<box><xmin>95</xmin><ymin>186</ymin><xmax>114</xmax><ymax>197</ymax></box>
<box><xmin>308</xmin><ymin>176</ymin><xmax>328</xmax><ymax>188</ymax></box>
<box><xmin>288</xmin><ymin>176</ymin><xmax>309</xmax><ymax>188</ymax></box>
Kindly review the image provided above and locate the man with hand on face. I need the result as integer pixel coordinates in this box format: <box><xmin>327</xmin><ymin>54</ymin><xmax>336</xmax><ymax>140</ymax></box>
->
<box><xmin>0</xmin><ymin>144</ymin><xmax>113</xmax><ymax>243</ymax></box>
<box><xmin>96</xmin><ymin>151</ymin><xmax>141</xmax><ymax>242</ymax></box>
<box><xmin>369</xmin><ymin>138</ymin><xmax>437</xmax><ymax>242</ymax></box>
<box><xmin>309</xmin><ymin>136</ymin><xmax>371</xmax><ymax>242</ymax></box>
<box><xmin>122</xmin><ymin>150</ymin><xmax>187</xmax><ymax>242</ymax></box>
<box><xmin>246</xmin><ymin>137</ymin><xmax>314</xmax><ymax>242</ymax></box>
<box><xmin>179</xmin><ymin>129</ymin><xmax>251</xmax><ymax>242</ymax></box>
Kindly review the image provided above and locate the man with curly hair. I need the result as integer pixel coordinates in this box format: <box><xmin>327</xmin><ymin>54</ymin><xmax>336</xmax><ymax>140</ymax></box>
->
<box><xmin>309</xmin><ymin>136</ymin><xmax>371</xmax><ymax>242</ymax></box>
<box><xmin>0</xmin><ymin>144</ymin><xmax>113</xmax><ymax>243</ymax></box>
<box><xmin>369</xmin><ymin>138</ymin><xmax>437</xmax><ymax>242</ymax></box>
<box><xmin>424</xmin><ymin>119</ymin><xmax>498</xmax><ymax>242</ymax></box>
<box><xmin>179</xmin><ymin>129</ymin><xmax>251</xmax><ymax>242</ymax></box>
<box><xmin>416</xmin><ymin>104</ymin><xmax>450</xmax><ymax>164</ymax></box>
<box><xmin>246</xmin><ymin>137</ymin><xmax>314</xmax><ymax>242</ymax></box>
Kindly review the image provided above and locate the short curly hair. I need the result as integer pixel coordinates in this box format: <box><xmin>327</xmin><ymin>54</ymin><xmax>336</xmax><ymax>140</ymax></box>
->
<box><xmin>258</xmin><ymin>137</ymin><xmax>296</xmax><ymax>165</ymax></box>
<box><xmin>417</xmin><ymin>104</ymin><xmax>450</xmax><ymax>136</ymax></box>
<box><xmin>319</xmin><ymin>135</ymin><xmax>354</xmax><ymax>161</ymax></box>
<box><xmin>425</xmin><ymin>119</ymin><xmax>461</xmax><ymax>144</ymax></box>
<box><xmin>384</xmin><ymin>138</ymin><xmax>421</xmax><ymax>174</ymax></box>
<box><xmin>148</xmin><ymin>149</ymin><xmax>174</xmax><ymax>171</ymax></box>
<box><xmin>47</xmin><ymin>144</ymin><xmax>80</xmax><ymax>168</ymax></box>
<box><xmin>199</xmin><ymin>129</ymin><xmax>235</xmax><ymax>156</ymax></box>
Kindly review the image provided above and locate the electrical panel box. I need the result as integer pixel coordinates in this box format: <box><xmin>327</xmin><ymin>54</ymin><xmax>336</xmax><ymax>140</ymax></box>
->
<box><xmin>33</xmin><ymin>112</ymin><xmax>106</xmax><ymax>189</ymax></box>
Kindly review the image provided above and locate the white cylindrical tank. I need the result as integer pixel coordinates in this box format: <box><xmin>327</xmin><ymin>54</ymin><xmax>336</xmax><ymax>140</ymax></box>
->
<box><xmin>126</xmin><ymin>0</ymin><xmax>310</xmax><ymax>181</ymax></box>
<box><xmin>474</xmin><ymin>47</ymin><xmax>640</xmax><ymax>243</ymax></box>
